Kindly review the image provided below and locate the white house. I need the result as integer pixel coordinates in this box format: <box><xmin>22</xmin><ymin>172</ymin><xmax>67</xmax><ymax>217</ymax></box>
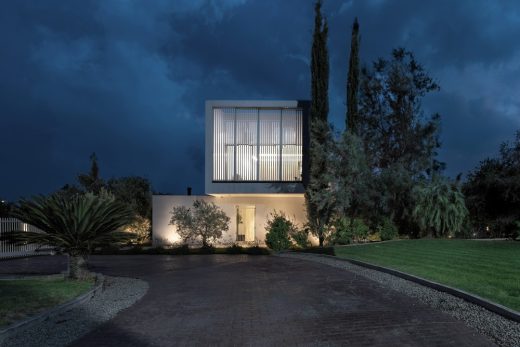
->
<box><xmin>152</xmin><ymin>100</ymin><xmax>313</xmax><ymax>246</ymax></box>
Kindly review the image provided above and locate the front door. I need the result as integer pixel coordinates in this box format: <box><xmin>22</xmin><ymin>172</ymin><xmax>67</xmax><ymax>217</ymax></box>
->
<box><xmin>236</xmin><ymin>205</ymin><xmax>255</xmax><ymax>242</ymax></box>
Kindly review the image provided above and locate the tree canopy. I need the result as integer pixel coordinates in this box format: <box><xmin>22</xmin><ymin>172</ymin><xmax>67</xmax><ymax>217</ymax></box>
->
<box><xmin>306</xmin><ymin>0</ymin><xmax>335</xmax><ymax>246</ymax></box>
<box><xmin>169</xmin><ymin>199</ymin><xmax>230</xmax><ymax>247</ymax></box>
<box><xmin>463</xmin><ymin>131</ymin><xmax>520</xmax><ymax>237</ymax></box>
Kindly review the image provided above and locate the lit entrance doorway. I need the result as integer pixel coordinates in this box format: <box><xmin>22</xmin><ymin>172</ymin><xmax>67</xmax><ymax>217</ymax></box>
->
<box><xmin>236</xmin><ymin>205</ymin><xmax>255</xmax><ymax>242</ymax></box>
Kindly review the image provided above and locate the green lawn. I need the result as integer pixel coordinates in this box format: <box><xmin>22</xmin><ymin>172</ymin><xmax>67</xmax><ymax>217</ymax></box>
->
<box><xmin>335</xmin><ymin>239</ymin><xmax>520</xmax><ymax>311</ymax></box>
<box><xmin>0</xmin><ymin>278</ymin><xmax>94</xmax><ymax>327</ymax></box>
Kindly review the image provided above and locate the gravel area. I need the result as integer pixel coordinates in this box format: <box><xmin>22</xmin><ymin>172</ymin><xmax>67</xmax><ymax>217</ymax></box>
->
<box><xmin>279</xmin><ymin>253</ymin><xmax>520</xmax><ymax>347</ymax></box>
<box><xmin>3</xmin><ymin>276</ymin><xmax>148</xmax><ymax>347</ymax></box>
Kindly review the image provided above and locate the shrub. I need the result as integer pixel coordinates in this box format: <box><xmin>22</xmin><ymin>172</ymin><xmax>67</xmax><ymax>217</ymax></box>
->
<box><xmin>333</xmin><ymin>217</ymin><xmax>352</xmax><ymax>244</ymax></box>
<box><xmin>245</xmin><ymin>246</ymin><xmax>270</xmax><ymax>255</ymax></box>
<box><xmin>513</xmin><ymin>221</ymin><xmax>520</xmax><ymax>241</ymax></box>
<box><xmin>413</xmin><ymin>178</ymin><xmax>468</xmax><ymax>237</ymax></box>
<box><xmin>378</xmin><ymin>218</ymin><xmax>398</xmax><ymax>241</ymax></box>
<box><xmin>199</xmin><ymin>244</ymin><xmax>215</xmax><ymax>254</ymax></box>
<box><xmin>265</xmin><ymin>211</ymin><xmax>294</xmax><ymax>251</ymax></box>
<box><xmin>173</xmin><ymin>244</ymin><xmax>191</xmax><ymax>255</ymax></box>
<box><xmin>226</xmin><ymin>244</ymin><xmax>244</xmax><ymax>254</ymax></box>
<box><xmin>291</xmin><ymin>227</ymin><xmax>310</xmax><ymax>248</ymax></box>
<box><xmin>124</xmin><ymin>215</ymin><xmax>151</xmax><ymax>245</ymax></box>
<box><xmin>368</xmin><ymin>231</ymin><xmax>381</xmax><ymax>242</ymax></box>
<box><xmin>454</xmin><ymin>221</ymin><xmax>474</xmax><ymax>239</ymax></box>
<box><xmin>333</xmin><ymin>217</ymin><xmax>370</xmax><ymax>244</ymax></box>
<box><xmin>352</xmin><ymin>219</ymin><xmax>370</xmax><ymax>241</ymax></box>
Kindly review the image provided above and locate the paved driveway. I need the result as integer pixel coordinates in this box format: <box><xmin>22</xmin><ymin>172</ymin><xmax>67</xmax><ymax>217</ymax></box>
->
<box><xmin>1</xmin><ymin>255</ymin><xmax>494</xmax><ymax>346</ymax></box>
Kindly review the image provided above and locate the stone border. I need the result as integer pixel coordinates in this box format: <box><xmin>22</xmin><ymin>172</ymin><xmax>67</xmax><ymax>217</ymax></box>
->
<box><xmin>310</xmin><ymin>253</ymin><xmax>520</xmax><ymax>323</ymax></box>
<box><xmin>0</xmin><ymin>273</ymin><xmax>105</xmax><ymax>343</ymax></box>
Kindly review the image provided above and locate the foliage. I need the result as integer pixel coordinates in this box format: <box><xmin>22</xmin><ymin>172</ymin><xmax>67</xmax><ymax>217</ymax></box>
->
<box><xmin>290</xmin><ymin>227</ymin><xmax>310</xmax><ymax>248</ymax></box>
<box><xmin>375</xmin><ymin>163</ymin><xmax>418</xmax><ymax>236</ymax></box>
<box><xmin>332</xmin><ymin>132</ymin><xmax>374</xmax><ymax>222</ymax></box>
<box><xmin>346</xmin><ymin>17</ymin><xmax>360</xmax><ymax>134</ymax></box>
<box><xmin>358</xmin><ymin>48</ymin><xmax>442</xmax><ymax>174</ymax></box>
<box><xmin>367</xmin><ymin>232</ymin><xmax>381</xmax><ymax>242</ymax></box>
<box><xmin>513</xmin><ymin>221</ymin><xmax>520</xmax><ymax>241</ymax></box>
<box><xmin>332</xmin><ymin>217</ymin><xmax>370</xmax><ymax>244</ymax></box>
<box><xmin>60</xmin><ymin>154</ymin><xmax>153</xmax><ymax>240</ymax></box>
<box><xmin>356</xmin><ymin>48</ymin><xmax>444</xmax><ymax>235</ymax></box>
<box><xmin>2</xmin><ymin>190</ymin><xmax>134</xmax><ymax>279</ymax></box>
<box><xmin>463</xmin><ymin>131</ymin><xmax>520</xmax><ymax>238</ymax></box>
<box><xmin>169</xmin><ymin>199</ymin><xmax>230</xmax><ymax>247</ymax></box>
<box><xmin>306</xmin><ymin>0</ymin><xmax>335</xmax><ymax>247</ymax></box>
<box><xmin>77</xmin><ymin>153</ymin><xmax>105</xmax><ymax>194</ymax></box>
<box><xmin>0</xmin><ymin>199</ymin><xmax>12</xmax><ymax>218</ymax></box>
<box><xmin>107</xmin><ymin>176</ymin><xmax>152</xmax><ymax>219</ymax></box>
<box><xmin>335</xmin><ymin>239</ymin><xmax>520</xmax><ymax>311</ymax></box>
<box><xmin>226</xmin><ymin>244</ymin><xmax>244</xmax><ymax>254</ymax></box>
<box><xmin>108</xmin><ymin>176</ymin><xmax>152</xmax><ymax>242</ymax></box>
<box><xmin>377</xmin><ymin>217</ymin><xmax>398</xmax><ymax>241</ymax></box>
<box><xmin>124</xmin><ymin>215</ymin><xmax>151</xmax><ymax>245</ymax></box>
<box><xmin>412</xmin><ymin>178</ymin><xmax>468</xmax><ymax>237</ymax></box>
<box><xmin>454</xmin><ymin>222</ymin><xmax>474</xmax><ymax>239</ymax></box>
<box><xmin>265</xmin><ymin>211</ymin><xmax>294</xmax><ymax>251</ymax></box>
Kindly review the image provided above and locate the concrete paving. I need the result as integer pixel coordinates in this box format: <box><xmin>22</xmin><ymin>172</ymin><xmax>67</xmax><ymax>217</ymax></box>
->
<box><xmin>0</xmin><ymin>255</ymin><xmax>495</xmax><ymax>346</ymax></box>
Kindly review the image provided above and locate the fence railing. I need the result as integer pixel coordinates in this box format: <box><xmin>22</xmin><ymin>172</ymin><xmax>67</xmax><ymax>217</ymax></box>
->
<box><xmin>0</xmin><ymin>218</ymin><xmax>53</xmax><ymax>259</ymax></box>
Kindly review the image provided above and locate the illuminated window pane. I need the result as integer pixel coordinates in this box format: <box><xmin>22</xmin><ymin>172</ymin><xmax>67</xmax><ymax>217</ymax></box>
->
<box><xmin>259</xmin><ymin>109</ymin><xmax>280</xmax><ymax>181</ymax></box>
<box><xmin>213</xmin><ymin>108</ymin><xmax>235</xmax><ymax>181</ymax></box>
<box><xmin>281</xmin><ymin>108</ymin><xmax>303</xmax><ymax>181</ymax></box>
<box><xmin>235</xmin><ymin>108</ymin><xmax>257</xmax><ymax>181</ymax></box>
<box><xmin>213</xmin><ymin>106</ymin><xmax>302</xmax><ymax>182</ymax></box>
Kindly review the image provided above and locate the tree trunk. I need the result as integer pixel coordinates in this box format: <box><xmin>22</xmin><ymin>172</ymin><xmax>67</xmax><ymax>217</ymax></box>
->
<box><xmin>68</xmin><ymin>254</ymin><xmax>89</xmax><ymax>280</ymax></box>
<box><xmin>319</xmin><ymin>235</ymin><xmax>324</xmax><ymax>247</ymax></box>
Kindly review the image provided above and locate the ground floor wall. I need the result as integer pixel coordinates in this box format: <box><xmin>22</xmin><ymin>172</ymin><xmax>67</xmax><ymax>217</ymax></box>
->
<box><xmin>152</xmin><ymin>194</ymin><xmax>315</xmax><ymax>247</ymax></box>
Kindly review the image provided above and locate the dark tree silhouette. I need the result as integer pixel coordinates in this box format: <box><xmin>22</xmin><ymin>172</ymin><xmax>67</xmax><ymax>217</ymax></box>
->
<box><xmin>346</xmin><ymin>17</ymin><xmax>360</xmax><ymax>134</ymax></box>
<box><xmin>306</xmin><ymin>0</ymin><xmax>334</xmax><ymax>247</ymax></box>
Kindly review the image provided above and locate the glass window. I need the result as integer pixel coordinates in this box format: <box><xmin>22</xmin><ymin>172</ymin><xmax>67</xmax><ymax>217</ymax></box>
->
<box><xmin>235</xmin><ymin>109</ymin><xmax>257</xmax><ymax>181</ymax></box>
<box><xmin>259</xmin><ymin>109</ymin><xmax>280</xmax><ymax>181</ymax></box>
<box><xmin>213</xmin><ymin>108</ymin><xmax>235</xmax><ymax>181</ymax></box>
<box><xmin>281</xmin><ymin>109</ymin><xmax>302</xmax><ymax>181</ymax></box>
<box><xmin>213</xmin><ymin>107</ymin><xmax>302</xmax><ymax>182</ymax></box>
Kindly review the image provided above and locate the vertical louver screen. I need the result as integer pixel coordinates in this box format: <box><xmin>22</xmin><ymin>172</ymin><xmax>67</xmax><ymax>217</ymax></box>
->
<box><xmin>259</xmin><ymin>109</ymin><xmax>280</xmax><ymax>181</ymax></box>
<box><xmin>213</xmin><ymin>107</ymin><xmax>302</xmax><ymax>182</ymax></box>
<box><xmin>281</xmin><ymin>109</ymin><xmax>303</xmax><ymax>181</ymax></box>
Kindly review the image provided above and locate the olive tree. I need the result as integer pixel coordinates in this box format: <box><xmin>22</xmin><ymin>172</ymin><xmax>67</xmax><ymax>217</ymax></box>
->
<box><xmin>169</xmin><ymin>200</ymin><xmax>230</xmax><ymax>247</ymax></box>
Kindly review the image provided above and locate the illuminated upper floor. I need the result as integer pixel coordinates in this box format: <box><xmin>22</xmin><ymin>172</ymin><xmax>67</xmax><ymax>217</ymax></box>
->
<box><xmin>205</xmin><ymin>100</ymin><xmax>309</xmax><ymax>195</ymax></box>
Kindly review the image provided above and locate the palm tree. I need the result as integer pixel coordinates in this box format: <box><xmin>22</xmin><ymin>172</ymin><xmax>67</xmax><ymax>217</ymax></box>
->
<box><xmin>3</xmin><ymin>190</ymin><xmax>134</xmax><ymax>279</ymax></box>
<box><xmin>412</xmin><ymin>178</ymin><xmax>468</xmax><ymax>237</ymax></box>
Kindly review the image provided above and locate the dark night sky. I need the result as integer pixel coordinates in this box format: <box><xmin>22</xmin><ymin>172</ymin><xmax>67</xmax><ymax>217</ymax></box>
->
<box><xmin>2</xmin><ymin>0</ymin><xmax>520</xmax><ymax>201</ymax></box>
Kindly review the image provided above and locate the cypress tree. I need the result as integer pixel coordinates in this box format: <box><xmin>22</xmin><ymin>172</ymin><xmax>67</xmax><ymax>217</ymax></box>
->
<box><xmin>306</xmin><ymin>0</ymin><xmax>334</xmax><ymax>247</ymax></box>
<box><xmin>346</xmin><ymin>17</ymin><xmax>360</xmax><ymax>134</ymax></box>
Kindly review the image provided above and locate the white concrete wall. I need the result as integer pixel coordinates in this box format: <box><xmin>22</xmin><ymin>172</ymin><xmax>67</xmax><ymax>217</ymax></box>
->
<box><xmin>153</xmin><ymin>194</ymin><xmax>314</xmax><ymax>247</ymax></box>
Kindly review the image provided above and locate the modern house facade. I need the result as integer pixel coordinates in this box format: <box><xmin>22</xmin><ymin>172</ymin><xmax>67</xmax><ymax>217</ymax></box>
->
<box><xmin>152</xmin><ymin>100</ymin><xmax>312</xmax><ymax>246</ymax></box>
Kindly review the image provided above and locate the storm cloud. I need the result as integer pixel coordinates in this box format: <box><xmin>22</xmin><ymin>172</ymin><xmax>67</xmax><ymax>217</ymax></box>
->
<box><xmin>1</xmin><ymin>0</ymin><xmax>519</xmax><ymax>200</ymax></box>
